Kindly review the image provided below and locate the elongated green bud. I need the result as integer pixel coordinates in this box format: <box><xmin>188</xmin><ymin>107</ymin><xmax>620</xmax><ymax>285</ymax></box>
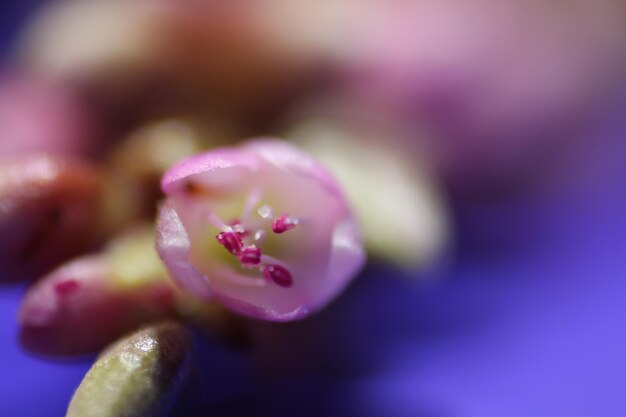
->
<box><xmin>66</xmin><ymin>322</ymin><xmax>191</xmax><ymax>417</ymax></box>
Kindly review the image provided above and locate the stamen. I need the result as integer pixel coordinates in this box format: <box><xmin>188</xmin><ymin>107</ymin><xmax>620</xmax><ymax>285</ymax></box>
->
<box><xmin>254</xmin><ymin>229</ymin><xmax>266</xmax><ymax>243</ymax></box>
<box><xmin>208</xmin><ymin>199</ymin><xmax>300</xmax><ymax>287</ymax></box>
<box><xmin>272</xmin><ymin>214</ymin><xmax>297</xmax><ymax>234</ymax></box>
<box><xmin>257</xmin><ymin>204</ymin><xmax>274</xmax><ymax>219</ymax></box>
<box><xmin>242</xmin><ymin>188</ymin><xmax>261</xmax><ymax>221</ymax></box>
<box><xmin>208</xmin><ymin>212</ymin><xmax>228</xmax><ymax>230</ymax></box>
<box><xmin>262</xmin><ymin>264</ymin><xmax>293</xmax><ymax>288</ymax></box>
<box><xmin>239</xmin><ymin>246</ymin><xmax>262</xmax><ymax>267</ymax></box>
<box><xmin>260</xmin><ymin>254</ymin><xmax>287</xmax><ymax>267</ymax></box>
<box><xmin>216</xmin><ymin>231</ymin><xmax>243</xmax><ymax>255</ymax></box>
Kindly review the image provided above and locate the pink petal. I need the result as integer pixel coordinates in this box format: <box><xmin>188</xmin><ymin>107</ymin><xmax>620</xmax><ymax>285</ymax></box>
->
<box><xmin>156</xmin><ymin>203</ymin><xmax>212</xmax><ymax>299</ymax></box>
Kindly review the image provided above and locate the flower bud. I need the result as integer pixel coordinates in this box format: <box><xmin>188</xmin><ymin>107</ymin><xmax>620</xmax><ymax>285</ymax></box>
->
<box><xmin>66</xmin><ymin>322</ymin><xmax>191</xmax><ymax>417</ymax></box>
<box><xmin>19</xmin><ymin>226</ymin><xmax>178</xmax><ymax>356</ymax></box>
<box><xmin>156</xmin><ymin>139</ymin><xmax>365</xmax><ymax>321</ymax></box>
<box><xmin>0</xmin><ymin>155</ymin><xmax>103</xmax><ymax>282</ymax></box>
<box><xmin>292</xmin><ymin>119</ymin><xmax>450</xmax><ymax>268</ymax></box>
<box><xmin>16</xmin><ymin>0</ymin><xmax>323</xmax><ymax>121</ymax></box>
<box><xmin>104</xmin><ymin>118</ymin><xmax>237</xmax><ymax>223</ymax></box>
<box><xmin>17</xmin><ymin>0</ymin><xmax>165</xmax><ymax>91</ymax></box>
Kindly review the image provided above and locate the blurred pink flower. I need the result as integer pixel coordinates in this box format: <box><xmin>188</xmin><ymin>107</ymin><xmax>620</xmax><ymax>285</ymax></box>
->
<box><xmin>331</xmin><ymin>1</ymin><xmax>626</xmax><ymax>185</ymax></box>
<box><xmin>156</xmin><ymin>139</ymin><xmax>365</xmax><ymax>321</ymax></box>
<box><xmin>0</xmin><ymin>75</ymin><xmax>98</xmax><ymax>158</ymax></box>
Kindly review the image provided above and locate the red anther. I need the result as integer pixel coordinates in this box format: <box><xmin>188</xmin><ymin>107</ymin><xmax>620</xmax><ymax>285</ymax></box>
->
<box><xmin>272</xmin><ymin>214</ymin><xmax>296</xmax><ymax>234</ymax></box>
<box><xmin>262</xmin><ymin>264</ymin><xmax>293</xmax><ymax>288</ymax></box>
<box><xmin>216</xmin><ymin>231</ymin><xmax>243</xmax><ymax>255</ymax></box>
<box><xmin>239</xmin><ymin>246</ymin><xmax>262</xmax><ymax>266</ymax></box>
<box><xmin>54</xmin><ymin>279</ymin><xmax>79</xmax><ymax>296</ymax></box>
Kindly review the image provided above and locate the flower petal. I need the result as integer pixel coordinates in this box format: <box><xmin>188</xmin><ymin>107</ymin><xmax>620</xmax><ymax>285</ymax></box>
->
<box><xmin>156</xmin><ymin>203</ymin><xmax>211</xmax><ymax>299</ymax></box>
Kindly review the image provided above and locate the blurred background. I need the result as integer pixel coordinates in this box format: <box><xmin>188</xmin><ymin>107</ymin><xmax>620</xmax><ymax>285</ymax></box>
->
<box><xmin>1</xmin><ymin>1</ymin><xmax>626</xmax><ymax>416</ymax></box>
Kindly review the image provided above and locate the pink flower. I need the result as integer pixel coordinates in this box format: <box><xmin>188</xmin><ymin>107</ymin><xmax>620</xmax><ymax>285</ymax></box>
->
<box><xmin>156</xmin><ymin>139</ymin><xmax>365</xmax><ymax>321</ymax></box>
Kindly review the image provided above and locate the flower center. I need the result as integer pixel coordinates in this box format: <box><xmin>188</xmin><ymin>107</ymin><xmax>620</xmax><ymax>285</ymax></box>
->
<box><xmin>211</xmin><ymin>192</ymin><xmax>299</xmax><ymax>288</ymax></box>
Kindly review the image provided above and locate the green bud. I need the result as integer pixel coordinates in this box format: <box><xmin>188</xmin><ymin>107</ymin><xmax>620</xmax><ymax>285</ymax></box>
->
<box><xmin>293</xmin><ymin>119</ymin><xmax>450</xmax><ymax>269</ymax></box>
<box><xmin>66</xmin><ymin>322</ymin><xmax>191</xmax><ymax>417</ymax></box>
